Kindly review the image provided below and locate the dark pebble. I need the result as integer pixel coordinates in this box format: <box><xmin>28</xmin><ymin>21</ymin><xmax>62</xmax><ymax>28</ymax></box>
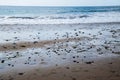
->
<box><xmin>18</xmin><ymin>73</ymin><xmax>24</xmax><ymax>75</ymax></box>
<box><xmin>20</xmin><ymin>45</ymin><xmax>26</xmax><ymax>47</ymax></box>
<box><xmin>85</xmin><ymin>61</ymin><xmax>94</xmax><ymax>64</ymax></box>
<box><xmin>72</xmin><ymin>77</ymin><xmax>76</xmax><ymax>80</ymax></box>
<box><xmin>33</xmin><ymin>41</ymin><xmax>38</xmax><ymax>44</ymax></box>
<box><xmin>1</xmin><ymin>60</ymin><xmax>5</xmax><ymax>63</ymax></box>
<box><xmin>73</xmin><ymin>60</ymin><xmax>77</xmax><ymax>63</ymax></box>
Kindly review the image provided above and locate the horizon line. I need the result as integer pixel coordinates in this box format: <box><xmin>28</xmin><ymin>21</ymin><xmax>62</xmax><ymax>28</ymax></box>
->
<box><xmin>0</xmin><ymin>5</ymin><xmax>120</xmax><ymax>7</ymax></box>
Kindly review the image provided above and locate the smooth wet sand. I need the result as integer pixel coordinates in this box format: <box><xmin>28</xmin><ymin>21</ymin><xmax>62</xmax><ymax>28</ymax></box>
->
<box><xmin>0</xmin><ymin>23</ymin><xmax>120</xmax><ymax>80</ymax></box>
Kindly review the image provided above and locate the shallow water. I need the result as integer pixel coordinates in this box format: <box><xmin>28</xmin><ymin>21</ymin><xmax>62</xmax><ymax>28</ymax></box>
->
<box><xmin>0</xmin><ymin>6</ymin><xmax>120</xmax><ymax>24</ymax></box>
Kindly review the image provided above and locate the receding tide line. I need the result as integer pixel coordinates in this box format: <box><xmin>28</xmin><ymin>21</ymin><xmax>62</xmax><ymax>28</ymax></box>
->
<box><xmin>0</xmin><ymin>22</ymin><xmax>120</xmax><ymax>26</ymax></box>
<box><xmin>0</xmin><ymin>37</ymin><xmax>92</xmax><ymax>51</ymax></box>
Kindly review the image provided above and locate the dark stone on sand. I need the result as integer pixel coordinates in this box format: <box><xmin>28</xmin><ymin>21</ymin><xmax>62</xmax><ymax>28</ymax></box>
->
<box><xmin>72</xmin><ymin>46</ymin><xmax>77</xmax><ymax>49</ymax></box>
<box><xmin>104</xmin><ymin>46</ymin><xmax>109</xmax><ymax>50</ymax></box>
<box><xmin>73</xmin><ymin>56</ymin><xmax>75</xmax><ymax>58</ymax></box>
<box><xmin>73</xmin><ymin>60</ymin><xmax>77</xmax><ymax>63</ymax></box>
<box><xmin>3</xmin><ymin>46</ymin><xmax>7</xmax><ymax>49</ymax></box>
<box><xmin>34</xmin><ymin>52</ymin><xmax>39</xmax><ymax>54</ymax></box>
<box><xmin>5</xmin><ymin>39</ymin><xmax>10</xmax><ymax>41</ymax></box>
<box><xmin>85</xmin><ymin>61</ymin><xmax>94</xmax><ymax>64</ymax></box>
<box><xmin>110</xmin><ymin>70</ymin><xmax>116</xmax><ymax>73</ymax></box>
<box><xmin>11</xmin><ymin>65</ymin><xmax>14</xmax><ymax>67</ymax></box>
<box><xmin>98</xmin><ymin>52</ymin><xmax>104</xmax><ymax>55</ymax></box>
<box><xmin>8</xmin><ymin>64</ymin><xmax>11</xmax><ymax>66</ymax></box>
<box><xmin>74</xmin><ymin>29</ymin><xmax>77</xmax><ymax>31</ymax></box>
<box><xmin>33</xmin><ymin>41</ymin><xmax>38</xmax><ymax>44</ymax></box>
<box><xmin>28</xmin><ymin>57</ymin><xmax>31</xmax><ymax>59</ymax></box>
<box><xmin>113</xmin><ymin>52</ymin><xmax>120</xmax><ymax>54</ymax></box>
<box><xmin>66</xmin><ymin>67</ymin><xmax>70</xmax><ymax>69</ymax></box>
<box><xmin>72</xmin><ymin>77</ymin><xmax>76</xmax><ymax>80</ymax></box>
<box><xmin>14</xmin><ymin>37</ymin><xmax>18</xmax><ymax>39</ymax></box>
<box><xmin>109</xmin><ymin>62</ymin><xmax>113</xmax><ymax>64</ymax></box>
<box><xmin>75</xmin><ymin>33</ymin><xmax>78</xmax><ymax>36</ymax></box>
<box><xmin>77</xmin><ymin>62</ymin><xmax>79</xmax><ymax>63</ymax></box>
<box><xmin>1</xmin><ymin>60</ymin><xmax>5</xmax><ymax>63</ymax></box>
<box><xmin>58</xmin><ymin>54</ymin><xmax>60</xmax><ymax>55</ymax></box>
<box><xmin>13</xmin><ymin>43</ymin><xmax>16</xmax><ymax>45</ymax></box>
<box><xmin>82</xmin><ymin>32</ymin><xmax>84</xmax><ymax>34</ymax></box>
<box><xmin>46</xmin><ymin>47</ymin><xmax>51</xmax><ymax>50</ymax></box>
<box><xmin>18</xmin><ymin>73</ymin><xmax>24</xmax><ymax>75</ymax></box>
<box><xmin>97</xmin><ymin>48</ymin><xmax>102</xmax><ymax>51</ymax></box>
<box><xmin>20</xmin><ymin>45</ymin><xmax>26</xmax><ymax>47</ymax></box>
<box><xmin>110</xmin><ymin>30</ymin><xmax>116</xmax><ymax>33</ymax></box>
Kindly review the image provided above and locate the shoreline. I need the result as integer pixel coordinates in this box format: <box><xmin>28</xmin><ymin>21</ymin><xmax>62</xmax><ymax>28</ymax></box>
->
<box><xmin>0</xmin><ymin>21</ymin><xmax>120</xmax><ymax>26</ymax></box>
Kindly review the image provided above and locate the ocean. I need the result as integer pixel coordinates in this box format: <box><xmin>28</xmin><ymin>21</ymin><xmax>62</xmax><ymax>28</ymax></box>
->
<box><xmin>0</xmin><ymin>6</ymin><xmax>120</xmax><ymax>24</ymax></box>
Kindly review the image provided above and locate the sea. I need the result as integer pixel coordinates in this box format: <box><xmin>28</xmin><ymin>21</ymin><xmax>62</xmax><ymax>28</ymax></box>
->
<box><xmin>0</xmin><ymin>6</ymin><xmax>120</xmax><ymax>24</ymax></box>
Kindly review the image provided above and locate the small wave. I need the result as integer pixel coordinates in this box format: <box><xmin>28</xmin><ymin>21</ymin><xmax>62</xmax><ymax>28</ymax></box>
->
<box><xmin>0</xmin><ymin>16</ymin><xmax>5</xmax><ymax>19</ymax></box>
<box><xmin>0</xmin><ymin>12</ymin><xmax>119</xmax><ymax>24</ymax></box>
<box><xmin>49</xmin><ymin>16</ymin><xmax>67</xmax><ymax>19</ymax></box>
<box><xmin>8</xmin><ymin>16</ymin><xmax>35</xmax><ymax>19</ymax></box>
<box><xmin>79</xmin><ymin>15</ymin><xmax>89</xmax><ymax>18</ymax></box>
<box><xmin>57</xmin><ymin>10</ymin><xmax>81</xmax><ymax>14</ymax></box>
<box><xmin>6</xmin><ymin>15</ymin><xmax>89</xmax><ymax>20</ymax></box>
<box><xmin>69</xmin><ymin>16</ymin><xmax>76</xmax><ymax>19</ymax></box>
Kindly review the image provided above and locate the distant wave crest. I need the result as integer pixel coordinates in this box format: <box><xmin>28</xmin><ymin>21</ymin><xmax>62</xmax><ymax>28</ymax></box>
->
<box><xmin>6</xmin><ymin>15</ymin><xmax>89</xmax><ymax>20</ymax></box>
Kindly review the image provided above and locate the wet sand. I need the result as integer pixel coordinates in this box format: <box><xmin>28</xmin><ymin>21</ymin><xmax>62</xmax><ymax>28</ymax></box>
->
<box><xmin>0</xmin><ymin>23</ymin><xmax>120</xmax><ymax>80</ymax></box>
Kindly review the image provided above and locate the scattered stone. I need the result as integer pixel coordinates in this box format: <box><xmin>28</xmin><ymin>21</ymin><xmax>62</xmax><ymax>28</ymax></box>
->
<box><xmin>1</xmin><ymin>60</ymin><xmax>5</xmax><ymax>63</ymax></box>
<box><xmin>85</xmin><ymin>61</ymin><xmax>94</xmax><ymax>64</ymax></box>
<box><xmin>73</xmin><ymin>56</ymin><xmax>75</xmax><ymax>58</ymax></box>
<box><xmin>114</xmin><ymin>52</ymin><xmax>120</xmax><ymax>54</ymax></box>
<box><xmin>73</xmin><ymin>60</ymin><xmax>77</xmax><ymax>63</ymax></box>
<box><xmin>66</xmin><ymin>67</ymin><xmax>70</xmax><ymax>69</ymax></box>
<box><xmin>18</xmin><ymin>73</ymin><xmax>24</xmax><ymax>75</ymax></box>
<box><xmin>104</xmin><ymin>46</ymin><xmax>109</xmax><ymax>50</ymax></box>
<box><xmin>98</xmin><ymin>52</ymin><xmax>104</xmax><ymax>55</ymax></box>
<box><xmin>20</xmin><ymin>45</ymin><xmax>26</xmax><ymax>47</ymax></box>
<box><xmin>33</xmin><ymin>41</ymin><xmax>38</xmax><ymax>44</ymax></box>
<box><xmin>72</xmin><ymin>77</ymin><xmax>76</xmax><ymax>80</ymax></box>
<box><xmin>97</xmin><ymin>48</ymin><xmax>102</xmax><ymax>51</ymax></box>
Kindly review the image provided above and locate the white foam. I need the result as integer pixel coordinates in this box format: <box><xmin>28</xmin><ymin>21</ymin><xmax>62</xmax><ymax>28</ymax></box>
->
<box><xmin>0</xmin><ymin>12</ymin><xmax>120</xmax><ymax>24</ymax></box>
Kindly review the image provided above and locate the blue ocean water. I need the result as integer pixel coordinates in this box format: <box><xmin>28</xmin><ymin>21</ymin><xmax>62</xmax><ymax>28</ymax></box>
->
<box><xmin>0</xmin><ymin>6</ymin><xmax>120</xmax><ymax>15</ymax></box>
<box><xmin>0</xmin><ymin>6</ymin><xmax>120</xmax><ymax>24</ymax></box>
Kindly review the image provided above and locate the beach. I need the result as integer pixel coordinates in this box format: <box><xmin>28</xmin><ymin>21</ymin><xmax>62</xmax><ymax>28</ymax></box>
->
<box><xmin>0</xmin><ymin>22</ymin><xmax>120</xmax><ymax>80</ymax></box>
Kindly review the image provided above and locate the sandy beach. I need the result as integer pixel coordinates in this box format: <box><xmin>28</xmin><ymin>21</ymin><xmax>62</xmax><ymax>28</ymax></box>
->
<box><xmin>0</xmin><ymin>23</ymin><xmax>120</xmax><ymax>80</ymax></box>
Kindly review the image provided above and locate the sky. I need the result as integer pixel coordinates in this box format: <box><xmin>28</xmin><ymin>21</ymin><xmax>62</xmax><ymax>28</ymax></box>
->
<box><xmin>0</xmin><ymin>0</ymin><xmax>120</xmax><ymax>6</ymax></box>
